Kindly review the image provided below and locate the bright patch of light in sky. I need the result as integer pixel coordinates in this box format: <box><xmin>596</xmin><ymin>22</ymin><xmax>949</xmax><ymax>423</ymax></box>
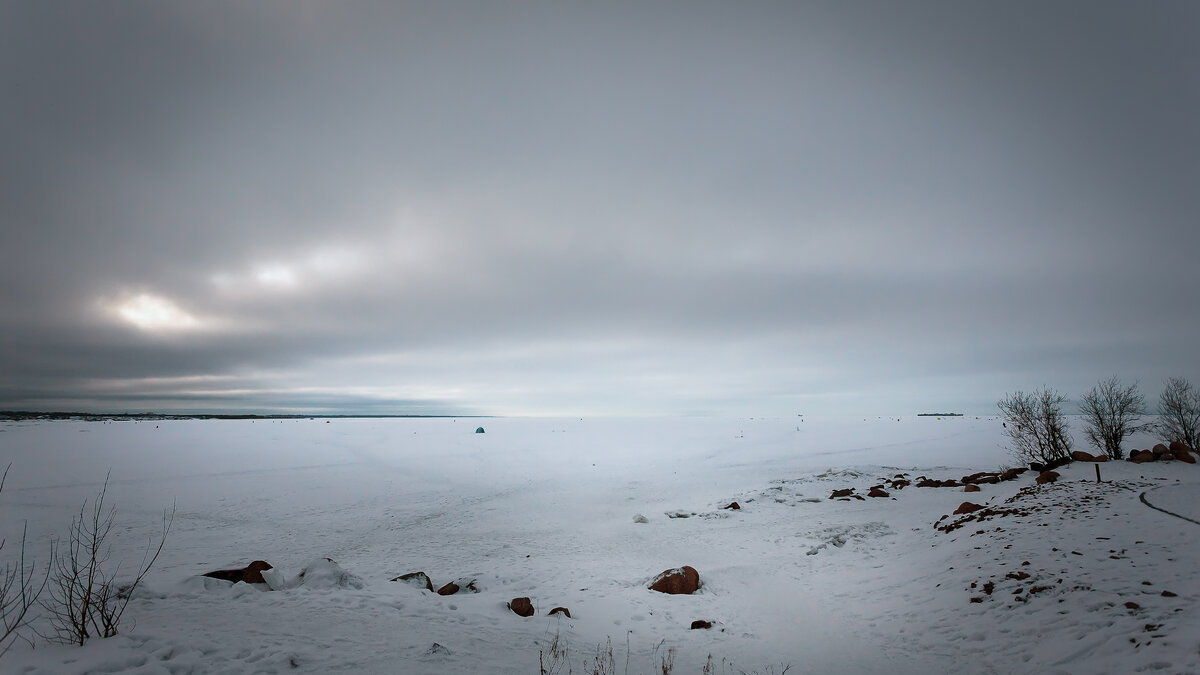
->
<box><xmin>113</xmin><ymin>293</ymin><xmax>200</xmax><ymax>331</ymax></box>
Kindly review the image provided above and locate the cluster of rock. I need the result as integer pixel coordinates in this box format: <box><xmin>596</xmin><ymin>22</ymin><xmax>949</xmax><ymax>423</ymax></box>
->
<box><xmin>203</xmin><ymin>560</ymin><xmax>704</xmax><ymax>625</ymax></box>
<box><xmin>1127</xmin><ymin>442</ymin><xmax>1196</xmax><ymax>464</ymax></box>
<box><xmin>390</xmin><ymin>571</ymin><xmax>481</xmax><ymax>596</ymax></box>
<box><xmin>828</xmin><ymin>467</ymin><xmax>1030</xmax><ymax>500</ymax></box>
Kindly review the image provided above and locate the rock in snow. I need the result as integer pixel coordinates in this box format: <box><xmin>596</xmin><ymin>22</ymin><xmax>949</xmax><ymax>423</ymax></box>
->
<box><xmin>391</xmin><ymin>571</ymin><xmax>434</xmax><ymax>591</ymax></box>
<box><xmin>649</xmin><ymin>566</ymin><xmax>701</xmax><ymax>594</ymax></box>
<box><xmin>202</xmin><ymin>560</ymin><xmax>274</xmax><ymax>585</ymax></box>
<box><xmin>509</xmin><ymin>597</ymin><xmax>535</xmax><ymax>617</ymax></box>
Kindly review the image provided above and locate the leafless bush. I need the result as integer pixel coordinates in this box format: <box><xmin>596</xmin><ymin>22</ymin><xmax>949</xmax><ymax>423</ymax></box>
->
<box><xmin>998</xmin><ymin>387</ymin><xmax>1072</xmax><ymax>465</ymax></box>
<box><xmin>1159</xmin><ymin>377</ymin><xmax>1200</xmax><ymax>449</ymax></box>
<box><xmin>1</xmin><ymin>465</ymin><xmax>50</xmax><ymax>659</ymax></box>
<box><xmin>1079</xmin><ymin>376</ymin><xmax>1153</xmax><ymax>459</ymax></box>
<box><xmin>40</xmin><ymin>474</ymin><xmax>173</xmax><ymax>645</ymax></box>
<box><xmin>539</xmin><ymin>630</ymin><xmax>571</xmax><ymax>675</ymax></box>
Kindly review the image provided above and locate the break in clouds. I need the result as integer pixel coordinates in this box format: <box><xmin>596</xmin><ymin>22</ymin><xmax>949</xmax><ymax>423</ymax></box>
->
<box><xmin>2</xmin><ymin>1</ymin><xmax>1198</xmax><ymax>416</ymax></box>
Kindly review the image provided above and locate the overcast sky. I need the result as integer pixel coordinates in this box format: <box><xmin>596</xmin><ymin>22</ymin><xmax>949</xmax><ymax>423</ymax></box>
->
<box><xmin>2</xmin><ymin>1</ymin><xmax>1197</xmax><ymax>417</ymax></box>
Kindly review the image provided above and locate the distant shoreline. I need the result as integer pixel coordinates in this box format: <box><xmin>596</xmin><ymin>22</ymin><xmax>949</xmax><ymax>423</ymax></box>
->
<box><xmin>917</xmin><ymin>413</ymin><xmax>963</xmax><ymax>417</ymax></box>
<box><xmin>0</xmin><ymin>411</ymin><xmax>489</xmax><ymax>421</ymax></box>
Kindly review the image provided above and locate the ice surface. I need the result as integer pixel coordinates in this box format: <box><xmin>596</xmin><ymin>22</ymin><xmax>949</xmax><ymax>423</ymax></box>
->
<box><xmin>1</xmin><ymin>416</ymin><xmax>1195</xmax><ymax>674</ymax></box>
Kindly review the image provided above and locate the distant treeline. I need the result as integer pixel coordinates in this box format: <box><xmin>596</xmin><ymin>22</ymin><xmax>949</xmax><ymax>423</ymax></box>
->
<box><xmin>917</xmin><ymin>413</ymin><xmax>963</xmax><ymax>417</ymax></box>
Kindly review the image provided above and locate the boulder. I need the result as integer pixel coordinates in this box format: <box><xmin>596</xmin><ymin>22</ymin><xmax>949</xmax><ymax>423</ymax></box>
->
<box><xmin>690</xmin><ymin>620</ymin><xmax>713</xmax><ymax>630</ymax></box>
<box><xmin>867</xmin><ymin>486</ymin><xmax>889</xmax><ymax>498</ymax></box>
<box><xmin>953</xmin><ymin>502</ymin><xmax>984</xmax><ymax>515</ymax></box>
<box><xmin>1130</xmin><ymin>450</ymin><xmax>1156</xmax><ymax>463</ymax></box>
<box><xmin>437</xmin><ymin>582</ymin><xmax>459</xmax><ymax>596</ymax></box>
<box><xmin>509</xmin><ymin>597</ymin><xmax>535</xmax><ymax>617</ymax></box>
<box><xmin>829</xmin><ymin>489</ymin><xmax>854</xmax><ymax>499</ymax></box>
<box><xmin>1000</xmin><ymin>467</ymin><xmax>1027</xmax><ymax>481</ymax></box>
<box><xmin>1036</xmin><ymin>471</ymin><xmax>1059</xmax><ymax>484</ymax></box>
<box><xmin>391</xmin><ymin>571</ymin><xmax>434</xmax><ymax>591</ymax></box>
<box><xmin>724</xmin><ymin>501</ymin><xmax>741</xmax><ymax>510</ymax></box>
<box><xmin>649</xmin><ymin>566</ymin><xmax>701</xmax><ymax>595</ymax></box>
<box><xmin>1153</xmin><ymin>443</ymin><xmax>1171</xmax><ymax>456</ymax></box>
<box><xmin>548</xmin><ymin>606</ymin><xmax>572</xmax><ymax>618</ymax></box>
<box><xmin>1071</xmin><ymin>451</ymin><xmax>1107</xmax><ymax>462</ymax></box>
<box><xmin>1170</xmin><ymin>441</ymin><xmax>1196</xmax><ymax>463</ymax></box>
<box><xmin>963</xmin><ymin>484</ymin><xmax>981</xmax><ymax>493</ymax></box>
<box><xmin>203</xmin><ymin>560</ymin><xmax>274</xmax><ymax>585</ymax></box>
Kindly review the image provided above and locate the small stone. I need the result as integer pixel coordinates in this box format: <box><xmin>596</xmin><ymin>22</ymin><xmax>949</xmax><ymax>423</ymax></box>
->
<box><xmin>509</xmin><ymin>597</ymin><xmax>535</xmax><ymax>617</ymax></box>
<box><xmin>392</xmin><ymin>571</ymin><xmax>434</xmax><ymax>591</ymax></box>
<box><xmin>1161</xmin><ymin>590</ymin><xmax>1177</xmax><ymax>598</ymax></box>
<box><xmin>1125</xmin><ymin>601</ymin><xmax>1140</xmax><ymax>610</ymax></box>
<box><xmin>690</xmin><ymin>620</ymin><xmax>712</xmax><ymax>629</ymax></box>
<box><xmin>724</xmin><ymin>501</ymin><xmax>741</xmax><ymax>510</ymax></box>
<box><xmin>549</xmin><ymin>606</ymin><xmax>572</xmax><ymax>618</ymax></box>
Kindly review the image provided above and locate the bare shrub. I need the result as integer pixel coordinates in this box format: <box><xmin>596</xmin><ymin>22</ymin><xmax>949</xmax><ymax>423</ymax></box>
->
<box><xmin>40</xmin><ymin>474</ymin><xmax>174</xmax><ymax>645</ymax></box>
<box><xmin>539</xmin><ymin>630</ymin><xmax>571</xmax><ymax>675</ymax></box>
<box><xmin>998</xmin><ymin>387</ymin><xmax>1072</xmax><ymax>465</ymax></box>
<box><xmin>1</xmin><ymin>465</ymin><xmax>50</xmax><ymax>659</ymax></box>
<box><xmin>1159</xmin><ymin>377</ymin><xmax>1200</xmax><ymax>449</ymax></box>
<box><xmin>1079</xmin><ymin>376</ymin><xmax>1153</xmax><ymax>459</ymax></box>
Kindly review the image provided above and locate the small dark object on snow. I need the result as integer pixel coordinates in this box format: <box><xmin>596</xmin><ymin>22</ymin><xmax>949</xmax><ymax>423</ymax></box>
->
<box><xmin>203</xmin><ymin>560</ymin><xmax>273</xmax><ymax>584</ymax></box>
<box><xmin>690</xmin><ymin>620</ymin><xmax>713</xmax><ymax>629</ymax></box>
<box><xmin>509</xmin><ymin>597</ymin><xmax>535</xmax><ymax>617</ymax></box>
<box><xmin>475</xmin><ymin>426</ymin><xmax>485</xmax><ymax>433</ymax></box>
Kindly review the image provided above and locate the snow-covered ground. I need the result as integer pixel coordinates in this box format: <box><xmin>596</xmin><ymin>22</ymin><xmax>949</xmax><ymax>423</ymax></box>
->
<box><xmin>0</xmin><ymin>416</ymin><xmax>1195</xmax><ymax>674</ymax></box>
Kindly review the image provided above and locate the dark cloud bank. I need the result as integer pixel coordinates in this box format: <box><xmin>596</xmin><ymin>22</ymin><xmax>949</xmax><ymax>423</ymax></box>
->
<box><xmin>2</xmin><ymin>1</ymin><xmax>1198</xmax><ymax>416</ymax></box>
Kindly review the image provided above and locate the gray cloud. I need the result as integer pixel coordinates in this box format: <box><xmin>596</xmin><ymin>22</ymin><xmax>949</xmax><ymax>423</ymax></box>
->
<box><xmin>2</xmin><ymin>1</ymin><xmax>1198</xmax><ymax>416</ymax></box>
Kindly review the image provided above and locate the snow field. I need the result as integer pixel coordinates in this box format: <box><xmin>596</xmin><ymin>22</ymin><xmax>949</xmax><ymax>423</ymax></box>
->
<box><xmin>0</xmin><ymin>416</ymin><xmax>1196</xmax><ymax>674</ymax></box>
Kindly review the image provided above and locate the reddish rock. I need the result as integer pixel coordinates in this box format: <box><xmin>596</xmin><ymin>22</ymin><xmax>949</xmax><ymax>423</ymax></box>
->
<box><xmin>867</xmin><ymin>486</ymin><xmax>889</xmax><ymax>498</ymax></box>
<box><xmin>1035</xmin><ymin>471</ymin><xmax>1059</xmax><ymax>484</ymax></box>
<box><xmin>963</xmin><ymin>484</ymin><xmax>981</xmax><ymax>493</ymax></box>
<box><xmin>1170</xmin><ymin>442</ymin><xmax>1196</xmax><ymax>463</ymax></box>
<box><xmin>1153</xmin><ymin>443</ymin><xmax>1171</xmax><ymax>457</ymax></box>
<box><xmin>392</xmin><ymin>571</ymin><xmax>434</xmax><ymax>591</ymax></box>
<box><xmin>724</xmin><ymin>501</ymin><xmax>741</xmax><ymax>510</ymax></box>
<box><xmin>1071</xmin><ymin>451</ymin><xmax>1107</xmax><ymax>462</ymax></box>
<box><xmin>509</xmin><ymin>597</ymin><xmax>535</xmax><ymax>617</ymax></box>
<box><xmin>982</xmin><ymin>581</ymin><xmax>995</xmax><ymax>595</ymax></box>
<box><xmin>203</xmin><ymin>560</ymin><xmax>274</xmax><ymax>584</ymax></box>
<box><xmin>690</xmin><ymin>620</ymin><xmax>713</xmax><ymax>629</ymax></box>
<box><xmin>1000</xmin><ymin>467</ymin><xmax>1028</xmax><ymax>481</ymax></box>
<box><xmin>649</xmin><ymin>566</ymin><xmax>701</xmax><ymax>595</ymax></box>
<box><xmin>829</xmin><ymin>489</ymin><xmax>854</xmax><ymax>499</ymax></box>
<box><xmin>1125</xmin><ymin>601</ymin><xmax>1140</xmax><ymax>610</ymax></box>
<box><xmin>1130</xmin><ymin>450</ymin><xmax>1156</xmax><ymax>463</ymax></box>
<box><xmin>1161</xmin><ymin>590</ymin><xmax>1177</xmax><ymax>598</ymax></box>
<box><xmin>549</xmin><ymin>606</ymin><xmax>572</xmax><ymax>618</ymax></box>
<box><xmin>437</xmin><ymin>579</ymin><xmax>480</xmax><ymax>596</ymax></box>
<box><xmin>954</xmin><ymin>502</ymin><xmax>984</xmax><ymax>515</ymax></box>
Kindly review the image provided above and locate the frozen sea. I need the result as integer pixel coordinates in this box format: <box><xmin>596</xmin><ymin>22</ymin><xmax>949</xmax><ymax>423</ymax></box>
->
<box><xmin>1</xmin><ymin>416</ymin><xmax>1196</xmax><ymax>674</ymax></box>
